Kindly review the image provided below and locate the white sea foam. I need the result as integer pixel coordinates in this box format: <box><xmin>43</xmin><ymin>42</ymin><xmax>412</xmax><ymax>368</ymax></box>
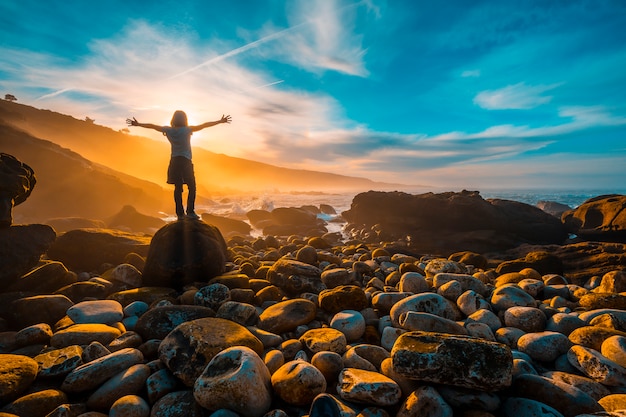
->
<box><xmin>188</xmin><ymin>191</ymin><xmax>353</xmax><ymax>235</ymax></box>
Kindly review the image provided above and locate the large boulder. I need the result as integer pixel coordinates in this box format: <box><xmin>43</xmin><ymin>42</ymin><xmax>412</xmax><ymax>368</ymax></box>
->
<box><xmin>262</xmin><ymin>207</ymin><xmax>327</xmax><ymax>236</ymax></box>
<box><xmin>0</xmin><ymin>153</ymin><xmax>36</xmax><ymax>228</ymax></box>
<box><xmin>200</xmin><ymin>213</ymin><xmax>252</xmax><ymax>236</ymax></box>
<box><xmin>46</xmin><ymin>228</ymin><xmax>150</xmax><ymax>273</ymax></box>
<box><xmin>563</xmin><ymin>194</ymin><xmax>626</xmax><ymax>242</ymax></box>
<box><xmin>246</xmin><ymin>209</ymin><xmax>273</xmax><ymax>229</ymax></box>
<box><xmin>272</xmin><ymin>207</ymin><xmax>318</xmax><ymax>225</ymax></box>
<box><xmin>536</xmin><ymin>200</ymin><xmax>572</xmax><ymax>218</ymax></box>
<box><xmin>142</xmin><ymin>220</ymin><xmax>228</xmax><ymax>290</ymax></box>
<box><xmin>0</xmin><ymin>224</ymin><xmax>56</xmax><ymax>285</ymax></box>
<box><xmin>342</xmin><ymin>190</ymin><xmax>568</xmax><ymax>254</ymax></box>
<box><xmin>106</xmin><ymin>205</ymin><xmax>166</xmax><ymax>234</ymax></box>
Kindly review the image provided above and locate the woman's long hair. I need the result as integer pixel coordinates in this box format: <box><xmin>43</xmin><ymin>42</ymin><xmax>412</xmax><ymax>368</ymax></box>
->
<box><xmin>170</xmin><ymin>110</ymin><xmax>188</xmax><ymax>127</ymax></box>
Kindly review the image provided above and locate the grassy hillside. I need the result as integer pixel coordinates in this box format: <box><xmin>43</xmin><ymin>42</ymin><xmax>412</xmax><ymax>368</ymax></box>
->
<box><xmin>0</xmin><ymin>123</ymin><xmax>170</xmax><ymax>223</ymax></box>
<box><xmin>0</xmin><ymin>100</ymin><xmax>409</xmax><ymax>193</ymax></box>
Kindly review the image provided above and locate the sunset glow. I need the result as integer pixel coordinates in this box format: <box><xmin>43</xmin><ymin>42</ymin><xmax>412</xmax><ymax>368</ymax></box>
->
<box><xmin>2</xmin><ymin>0</ymin><xmax>625</xmax><ymax>189</ymax></box>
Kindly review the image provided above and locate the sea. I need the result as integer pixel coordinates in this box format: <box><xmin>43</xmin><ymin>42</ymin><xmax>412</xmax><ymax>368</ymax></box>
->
<box><xmin>188</xmin><ymin>188</ymin><xmax>626</xmax><ymax>236</ymax></box>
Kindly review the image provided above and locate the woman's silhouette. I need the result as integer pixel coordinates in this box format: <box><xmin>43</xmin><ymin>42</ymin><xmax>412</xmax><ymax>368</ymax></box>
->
<box><xmin>126</xmin><ymin>111</ymin><xmax>231</xmax><ymax>220</ymax></box>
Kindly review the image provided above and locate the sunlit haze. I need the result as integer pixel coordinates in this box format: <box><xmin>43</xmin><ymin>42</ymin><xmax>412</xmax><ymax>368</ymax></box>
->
<box><xmin>2</xmin><ymin>0</ymin><xmax>625</xmax><ymax>189</ymax></box>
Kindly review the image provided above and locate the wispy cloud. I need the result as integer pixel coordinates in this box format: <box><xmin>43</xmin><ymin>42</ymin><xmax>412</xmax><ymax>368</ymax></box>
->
<box><xmin>429</xmin><ymin>105</ymin><xmax>626</xmax><ymax>142</ymax></box>
<box><xmin>264</xmin><ymin>0</ymin><xmax>371</xmax><ymax>76</ymax></box>
<box><xmin>461</xmin><ymin>69</ymin><xmax>481</xmax><ymax>77</ymax></box>
<box><xmin>559</xmin><ymin>105</ymin><xmax>626</xmax><ymax>127</ymax></box>
<box><xmin>474</xmin><ymin>82</ymin><xmax>562</xmax><ymax>110</ymax></box>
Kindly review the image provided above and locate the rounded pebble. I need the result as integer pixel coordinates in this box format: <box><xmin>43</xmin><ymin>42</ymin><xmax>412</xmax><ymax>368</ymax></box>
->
<box><xmin>194</xmin><ymin>346</ymin><xmax>272</xmax><ymax>417</ymax></box>
<box><xmin>330</xmin><ymin>310</ymin><xmax>366</xmax><ymax>342</ymax></box>
<box><xmin>271</xmin><ymin>360</ymin><xmax>327</xmax><ymax>406</ymax></box>
<box><xmin>109</xmin><ymin>394</ymin><xmax>150</xmax><ymax>417</ymax></box>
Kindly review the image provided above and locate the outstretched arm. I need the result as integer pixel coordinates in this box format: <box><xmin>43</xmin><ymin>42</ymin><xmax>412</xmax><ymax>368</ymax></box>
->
<box><xmin>126</xmin><ymin>117</ymin><xmax>165</xmax><ymax>132</ymax></box>
<box><xmin>190</xmin><ymin>114</ymin><xmax>232</xmax><ymax>132</ymax></box>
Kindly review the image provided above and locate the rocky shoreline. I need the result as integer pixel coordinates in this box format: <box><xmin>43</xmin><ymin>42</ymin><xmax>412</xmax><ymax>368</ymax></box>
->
<box><xmin>1</xmin><ymin>191</ymin><xmax>626</xmax><ymax>417</ymax></box>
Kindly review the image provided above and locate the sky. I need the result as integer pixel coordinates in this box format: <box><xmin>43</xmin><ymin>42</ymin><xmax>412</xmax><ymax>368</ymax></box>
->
<box><xmin>1</xmin><ymin>0</ymin><xmax>625</xmax><ymax>190</ymax></box>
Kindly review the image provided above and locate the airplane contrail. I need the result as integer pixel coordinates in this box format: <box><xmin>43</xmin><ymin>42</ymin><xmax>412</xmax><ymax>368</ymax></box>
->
<box><xmin>167</xmin><ymin>24</ymin><xmax>304</xmax><ymax>80</ymax></box>
<box><xmin>234</xmin><ymin>79</ymin><xmax>285</xmax><ymax>94</ymax></box>
<box><xmin>36</xmin><ymin>87</ymin><xmax>73</xmax><ymax>101</ymax></box>
<box><xmin>256</xmin><ymin>80</ymin><xmax>285</xmax><ymax>89</ymax></box>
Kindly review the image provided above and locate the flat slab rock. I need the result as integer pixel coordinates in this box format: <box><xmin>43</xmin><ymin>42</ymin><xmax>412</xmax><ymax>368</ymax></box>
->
<box><xmin>391</xmin><ymin>331</ymin><xmax>513</xmax><ymax>391</ymax></box>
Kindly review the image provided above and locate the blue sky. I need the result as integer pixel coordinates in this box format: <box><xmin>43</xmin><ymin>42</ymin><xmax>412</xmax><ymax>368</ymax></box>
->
<box><xmin>1</xmin><ymin>0</ymin><xmax>625</xmax><ymax>189</ymax></box>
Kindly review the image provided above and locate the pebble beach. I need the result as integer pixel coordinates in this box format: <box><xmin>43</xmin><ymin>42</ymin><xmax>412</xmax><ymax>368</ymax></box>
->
<box><xmin>2</xmin><ymin>196</ymin><xmax>626</xmax><ymax>417</ymax></box>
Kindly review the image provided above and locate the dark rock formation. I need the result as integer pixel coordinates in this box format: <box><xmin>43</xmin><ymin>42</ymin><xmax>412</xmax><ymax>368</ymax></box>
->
<box><xmin>142</xmin><ymin>220</ymin><xmax>228</xmax><ymax>290</ymax></box>
<box><xmin>46</xmin><ymin>228</ymin><xmax>150</xmax><ymax>273</ymax></box>
<box><xmin>246</xmin><ymin>207</ymin><xmax>327</xmax><ymax>235</ymax></box>
<box><xmin>487</xmin><ymin>241</ymin><xmax>626</xmax><ymax>286</ymax></box>
<box><xmin>263</xmin><ymin>207</ymin><xmax>328</xmax><ymax>236</ymax></box>
<box><xmin>495</xmin><ymin>251</ymin><xmax>564</xmax><ymax>276</ymax></box>
<box><xmin>271</xmin><ymin>207</ymin><xmax>317</xmax><ymax>225</ymax></box>
<box><xmin>536</xmin><ymin>200</ymin><xmax>571</xmax><ymax>218</ymax></box>
<box><xmin>562</xmin><ymin>194</ymin><xmax>626</xmax><ymax>242</ymax></box>
<box><xmin>319</xmin><ymin>204</ymin><xmax>337</xmax><ymax>215</ymax></box>
<box><xmin>246</xmin><ymin>209</ymin><xmax>273</xmax><ymax>228</ymax></box>
<box><xmin>0</xmin><ymin>153</ymin><xmax>36</xmax><ymax>228</ymax></box>
<box><xmin>106</xmin><ymin>205</ymin><xmax>166</xmax><ymax>234</ymax></box>
<box><xmin>200</xmin><ymin>213</ymin><xmax>252</xmax><ymax>236</ymax></box>
<box><xmin>342</xmin><ymin>190</ymin><xmax>568</xmax><ymax>254</ymax></box>
<box><xmin>0</xmin><ymin>224</ymin><xmax>56</xmax><ymax>284</ymax></box>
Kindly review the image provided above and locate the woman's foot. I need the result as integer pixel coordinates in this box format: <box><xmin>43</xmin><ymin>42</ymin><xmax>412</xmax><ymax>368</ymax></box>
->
<box><xmin>186</xmin><ymin>211</ymin><xmax>200</xmax><ymax>220</ymax></box>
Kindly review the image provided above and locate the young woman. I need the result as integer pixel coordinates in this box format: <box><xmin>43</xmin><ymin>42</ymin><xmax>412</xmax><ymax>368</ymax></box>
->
<box><xmin>126</xmin><ymin>110</ymin><xmax>231</xmax><ymax>220</ymax></box>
